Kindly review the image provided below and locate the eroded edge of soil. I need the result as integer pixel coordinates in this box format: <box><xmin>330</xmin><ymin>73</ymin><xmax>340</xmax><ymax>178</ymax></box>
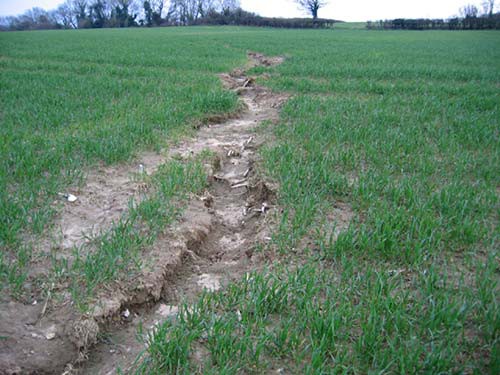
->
<box><xmin>0</xmin><ymin>52</ymin><xmax>301</xmax><ymax>375</ymax></box>
<box><xmin>77</xmin><ymin>52</ymin><xmax>292</xmax><ymax>374</ymax></box>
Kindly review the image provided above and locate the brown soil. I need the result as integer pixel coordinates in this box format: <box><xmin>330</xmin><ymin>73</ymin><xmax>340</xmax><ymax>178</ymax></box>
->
<box><xmin>0</xmin><ymin>52</ymin><xmax>291</xmax><ymax>374</ymax></box>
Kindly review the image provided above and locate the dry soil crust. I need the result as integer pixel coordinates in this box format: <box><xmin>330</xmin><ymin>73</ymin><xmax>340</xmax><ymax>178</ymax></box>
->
<box><xmin>0</xmin><ymin>52</ymin><xmax>289</xmax><ymax>374</ymax></box>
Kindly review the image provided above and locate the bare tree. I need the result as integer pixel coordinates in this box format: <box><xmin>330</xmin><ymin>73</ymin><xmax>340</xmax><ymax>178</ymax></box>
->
<box><xmin>150</xmin><ymin>0</ymin><xmax>167</xmax><ymax>18</ymax></box>
<box><xmin>55</xmin><ymin>2</ymin><xmax>77</xmax><ymax>28</ymax></box>
<box><xmin>69</xmin><ymin>0</ymin><xmax>90</xmax><ymax>27</ymax></box>
<box><xmin>4</xmin><ymin>7</ymin><xmax>60</xmax><ymax>30</ymax></box>
<box><xmin>109</xmin><ymin>0</ymin><xmax>138</xmax><ymax>27</ymax></box>
<box><xmin>167</xmin><ymin>0</ymin><xmax>228</xmax><ymax>24</ymax></box>
<box><xmin>0</xmin><ymin>16</ymin><xmax>10</xmax><ymax>30</ymax></box>
<box><xmin>143</xmin><ymin>0</ymin><xmax>169</xmax><ymax>25</ymax></box>
<box><xmin>295</xmin><ymin>0</ymin><xmax>327</xmax><ymax>20</ymax></box>
<box><xmin>219</xmin><ymin>0</ymin><xmax>240</xmax><ymax>12</ymax></box>
<box><xmin>482</xmin><ymin>0</ymin><xmax>496</xmax><ymax>16</ymax></box>
<box><xmin>198</xmin><ymin>0</ymin><xmax>219</xmax><ymax>17</ymax></box>
<box><xmin>88</xmin><ymin>0</ymin><xmax>111</xmax><ymax>27</ymax></box>
<box><xmin>168</xmin><ymin>0</ymin><xmax>193</xmax><ymax>24</ymax></box>
<box><xmin>460</xmin><ymin>4</ymin><xmax>479</xmax><ymax>18</ymax></box>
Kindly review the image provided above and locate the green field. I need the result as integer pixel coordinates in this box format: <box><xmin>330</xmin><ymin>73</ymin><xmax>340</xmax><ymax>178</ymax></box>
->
<box><xmin>333</xmin><ymin>21</ymin><xmax>367</xmax><ymax>29</ymax></box>
<box><xmin>1</xmin><ymin>27</ymin><xmax>499</xmax><ymax>373</ymax></box>
<box><xmin>0</xmin><ymin>28</ymin><xmax>242</xmax><ymax>247</ymax></box>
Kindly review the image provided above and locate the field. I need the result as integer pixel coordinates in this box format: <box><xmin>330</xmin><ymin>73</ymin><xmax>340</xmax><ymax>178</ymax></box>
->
<box><xmin>0</xmin><ymin>27</ymin><xmax>499</xmax><ymax>373</ymax></box>
<box><xmin>333</xmin><ymin>21</ymin><xmax>367</xmax><ymax>29</ymax></box>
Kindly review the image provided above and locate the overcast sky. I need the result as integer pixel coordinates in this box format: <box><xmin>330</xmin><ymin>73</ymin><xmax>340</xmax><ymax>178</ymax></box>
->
<box><xmin>0</xmin><ymin>0</ymin><xmax>493</xmax><ymax>21</ymax></box>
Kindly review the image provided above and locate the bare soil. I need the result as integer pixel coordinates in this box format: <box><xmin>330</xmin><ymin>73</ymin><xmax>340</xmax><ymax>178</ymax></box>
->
<box><xmin>0</xmin><ymin>52</ymin><xmax>290</xmax><ymax>374</ymax></box>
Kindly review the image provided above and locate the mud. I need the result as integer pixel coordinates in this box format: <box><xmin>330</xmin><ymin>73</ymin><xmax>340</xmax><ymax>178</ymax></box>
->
<box><xmin>0</xmin><ymin>52</ymin><xmax>290</xmax><ymax>374</ymax></box>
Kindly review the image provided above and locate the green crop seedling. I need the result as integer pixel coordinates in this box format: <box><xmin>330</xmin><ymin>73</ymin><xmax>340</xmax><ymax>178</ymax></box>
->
<box><xmin>0</xmin><ymin>27</ymin><xmax>498</xmax><ymax>373</ymax></box>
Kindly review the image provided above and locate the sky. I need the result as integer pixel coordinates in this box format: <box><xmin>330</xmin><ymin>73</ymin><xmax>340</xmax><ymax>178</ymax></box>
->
<box><xmin>0</xmin><ymin>0</ymin><xmax>493</xmax><ymax>21</ymax></box>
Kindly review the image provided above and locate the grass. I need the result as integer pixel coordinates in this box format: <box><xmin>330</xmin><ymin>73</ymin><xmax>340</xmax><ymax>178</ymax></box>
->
<box><xmin>334</xmin><ymin>22</ymin><xmax>367</xmax><ymax>29</ymax></box>
<box><xmin>138</xmin><ymin>257</ymin><xmax>498</xmax><ymax>373</ymax></box>
<box><xmin>0</xmin><ymin>27</ymin><xmax>499</xmax><ymax>372</ymax></box>
<box><xmin>0</xmin><ymin>27</ymin><xmax>242</xmax><ymax>295</ymax></box>
<box><xmin>138</xmin><ymin>28</ymin><xmax>499</xmax><ymax>373</ymax></box>
<box><xmin>0</xmin><ymin>28</ymin><xmax>241</xmax><ymax>250</ymax></box>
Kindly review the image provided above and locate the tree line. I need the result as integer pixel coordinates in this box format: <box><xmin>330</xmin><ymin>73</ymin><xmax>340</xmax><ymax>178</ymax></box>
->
<box><xmin>0</xmin><ymin>0</ymin><xmax>336</xmax><ymax>31</ymax></box>
<box><xmin>0</xmin><ymin>0</ymin><xmax>239</xmax><ymax>30</ymax></box>
<box><xmin>367</xmin><ymin>16</ymin><xmax>500</xmax><ymax>30</ymax></box>
<box><xmin>193</xmin><ymin>8</ymin><xmax>335</xmax><ymax>28</ymax></box>
<box><xmin>367</xmin><ymin>1</ymin><xmax>500</xmax><ymax>30</ymax></box>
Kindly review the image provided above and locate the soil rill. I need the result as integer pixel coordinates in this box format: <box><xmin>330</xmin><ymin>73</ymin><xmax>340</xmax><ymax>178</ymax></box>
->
<box><xmin>0</xmin><ymin>52</ymin><xmax>289</xmax><ymax>374</ymax></box>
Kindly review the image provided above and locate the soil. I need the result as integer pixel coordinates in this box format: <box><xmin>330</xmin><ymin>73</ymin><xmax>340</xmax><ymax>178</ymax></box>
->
<box><xmin>0</xmin><ymin>52</ymin><xmax>291</xmax><ymax>374</ymax></box>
